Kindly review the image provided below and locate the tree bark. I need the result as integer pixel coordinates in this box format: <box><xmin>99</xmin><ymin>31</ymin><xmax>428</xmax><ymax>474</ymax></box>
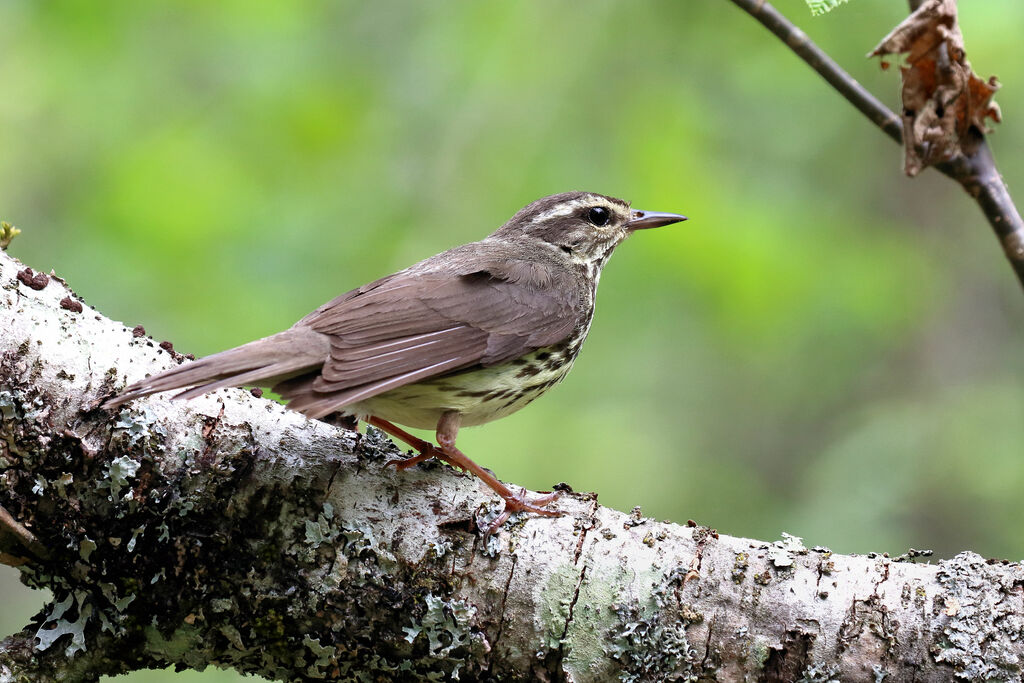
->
<box><xmin>1</xmin><ymin>248</ymin><xmax>1022</xmax><ymax>682</ymax></box>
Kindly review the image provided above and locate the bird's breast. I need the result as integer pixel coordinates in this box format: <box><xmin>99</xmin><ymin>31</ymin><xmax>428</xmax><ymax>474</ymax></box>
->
<box><xmin>346</xmin><ymin>333</ymin><xmax>590</xmax><ymax>430</ymax></box>
<box><xmin>345</xmin><ymin>266</ymin><xmax>599</xmax><ymax>431</ymax></box>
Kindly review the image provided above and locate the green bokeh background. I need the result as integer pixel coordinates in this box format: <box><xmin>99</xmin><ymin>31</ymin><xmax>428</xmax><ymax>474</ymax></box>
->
<box><xmin>2</xmin><ymin>1</ymin><xmax>1023</xmax><ymax>680</ymax></box>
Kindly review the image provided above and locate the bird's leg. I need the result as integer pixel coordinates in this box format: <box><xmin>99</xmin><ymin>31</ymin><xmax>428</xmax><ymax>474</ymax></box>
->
<box><xmin>366</xmin><ymin>416</ymin><xmax>438</xmax><ymax>470</ymax></box>
<box><xmin>434</xmin><ymin>411</ymin><xmax>561</xmax><ymax>533</ymax></box>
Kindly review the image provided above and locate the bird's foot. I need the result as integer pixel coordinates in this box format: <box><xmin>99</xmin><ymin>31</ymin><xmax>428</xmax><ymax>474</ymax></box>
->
<box><xmin>385</xmin><ymin>445</ymin><xmax>437</xmax><ymax>470</ymax></box>
<box><xmin>483</xmin><ymin>488</ymin><xmax>563</xmax><ymax>536</ymax></box>
<box><xmin>369</xmin><ymin>417</ymin><xmax>439</xmax><ymax>470</ymax></box>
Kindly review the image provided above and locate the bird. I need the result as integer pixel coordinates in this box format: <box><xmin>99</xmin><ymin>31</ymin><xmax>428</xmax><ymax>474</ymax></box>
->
<box><xmin>104</xmin><ymin>192</ymin><xmax>687</xmax><ymax>531</ymax></box>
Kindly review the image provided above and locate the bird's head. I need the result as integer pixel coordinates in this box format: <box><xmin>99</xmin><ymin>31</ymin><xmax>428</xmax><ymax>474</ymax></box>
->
<box><xmin>493</xmin><ymin>191</ymin><xmax>687</xmax><ymax>268</ymax></box>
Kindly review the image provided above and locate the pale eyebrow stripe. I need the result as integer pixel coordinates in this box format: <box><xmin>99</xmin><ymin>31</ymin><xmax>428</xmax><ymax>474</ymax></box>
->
<box><xmin>532</xmin><ymin>197</ymin><xmax>600</xmax><ymax>223</ymax></box>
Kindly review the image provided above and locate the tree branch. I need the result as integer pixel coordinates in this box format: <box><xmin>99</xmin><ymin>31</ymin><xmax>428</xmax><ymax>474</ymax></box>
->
<box><xmin>2</xmin><ymin>247</ymin><xmax>1023</xmax><ymax>681</ymax></box>
<box><xmin>727</xmin><ymin>0</ymin><xmax>1024</xmax><ymax>291</ymax></box>
<box><xmin>727</xmin><ymin>0</ymin><xmax>902</xmax><ymax>142</ymax></box>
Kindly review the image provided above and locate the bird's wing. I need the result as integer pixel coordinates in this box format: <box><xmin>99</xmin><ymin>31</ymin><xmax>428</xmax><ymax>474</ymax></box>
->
<box><xmin>280</xmin><ymin>248</ymin><xmax>581</xmax><ymax>417</ymax></box>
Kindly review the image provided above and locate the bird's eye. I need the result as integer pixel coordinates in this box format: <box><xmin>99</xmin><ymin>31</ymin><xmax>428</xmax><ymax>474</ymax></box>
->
<box><xmin>587</xmin><ymin>206</ymin><xmax>611</xmax><ymax>227</ymax></box>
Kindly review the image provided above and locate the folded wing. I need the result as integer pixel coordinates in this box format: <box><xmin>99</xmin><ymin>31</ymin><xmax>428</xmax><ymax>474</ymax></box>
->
<box><xmin>278</xmin><ymin>246</ymin><xmax>581</xmax><ymax>418</ymax></box>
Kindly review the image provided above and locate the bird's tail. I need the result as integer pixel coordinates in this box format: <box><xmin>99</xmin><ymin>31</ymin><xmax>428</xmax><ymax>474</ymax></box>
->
<box><xmin>103</xmin><ymin>326</ymin><xmax>330</xmax><ymax>409</ymax></box>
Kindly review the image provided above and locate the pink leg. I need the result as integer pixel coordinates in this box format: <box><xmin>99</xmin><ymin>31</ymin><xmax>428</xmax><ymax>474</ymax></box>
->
<box><xmin>367</xmin><ymin>416</ymin><xmax>438</xmax><ymax>470</ymax></box>
<box><xmin>433</xmin><ymin>411</ymin><xmax>561</xmax><ymax>534</ymax></box>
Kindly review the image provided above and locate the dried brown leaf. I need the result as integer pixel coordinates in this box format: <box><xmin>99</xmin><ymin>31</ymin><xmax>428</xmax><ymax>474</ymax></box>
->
<box><xmin>871</xmin><ymin>0</ymin><xmax>1000</xmax><ymax>176</ymax></box>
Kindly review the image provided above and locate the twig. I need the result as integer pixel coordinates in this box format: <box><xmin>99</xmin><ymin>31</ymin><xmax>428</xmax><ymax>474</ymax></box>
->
<box><xmin>727</xmin><ymin>0</ymin><xmax>1024</xmax><ymax>290</ymax></box>
<box><xmin>727</xmin><ymin>0</ymin><xmax>902</xmax><ymax>142</ymax></box>
<box><xmin>0</xmin><ymin>552</ymin><xmax>29</xmax><ymax>567</ymax></box>
<box><xmin>0</xmin><ymin>503</ymin><xmax>50</xmax><ymax>561</ymax></box>
<box><xmin>938</xmin><ymin>135</ymin><xmax>1024</xmax><ymax>283</ymax></box>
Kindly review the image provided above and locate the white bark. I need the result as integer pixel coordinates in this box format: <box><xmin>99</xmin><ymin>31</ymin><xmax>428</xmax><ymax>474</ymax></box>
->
<box><xmin>0</xmin><ymin>247</ymin><xmax>1021</xmax><ymax>682</ymax></box>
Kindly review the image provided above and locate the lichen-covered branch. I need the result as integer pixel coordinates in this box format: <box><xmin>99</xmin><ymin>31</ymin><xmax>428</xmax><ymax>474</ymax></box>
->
<box><xmin>1</xmin><ymin>248</ymin><xmax>1023</xmax><ymax>682</ymax></box>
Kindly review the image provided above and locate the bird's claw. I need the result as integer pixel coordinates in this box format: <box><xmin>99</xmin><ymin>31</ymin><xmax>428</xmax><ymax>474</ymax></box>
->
<box><xmin>385</xmin><ymin>448</ymin><xmax>436</xmax><ymax>470</ymax></box>
<box><xmin>482</xmin><ymin>488</ymin><xmax>563</xmax><ymax>536</ymax></box>
<box><xmin>504</xmin><ymin>489</ymin><xmax>562</xmax><ymax>515</ymax></box>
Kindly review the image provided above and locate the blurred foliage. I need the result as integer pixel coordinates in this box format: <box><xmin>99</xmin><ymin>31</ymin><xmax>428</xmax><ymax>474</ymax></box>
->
<box><xmin>2</xmin><ymin>1</ymin><xmax>1023</xmax><ymax>680</ymax></box>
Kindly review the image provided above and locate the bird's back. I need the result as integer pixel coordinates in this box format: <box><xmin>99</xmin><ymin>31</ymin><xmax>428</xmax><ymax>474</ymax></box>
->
<box><xmin>276</xmin><ymin>237</ymin><xmax>592</xmax><ymax>423</ymax></box>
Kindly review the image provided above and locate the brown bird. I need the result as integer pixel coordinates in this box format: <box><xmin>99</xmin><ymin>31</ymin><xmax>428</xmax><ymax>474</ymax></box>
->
<box><xmin>105</xmin><ymin>192</ymin><xmax>686</xmax><ymax>530</ymax></box>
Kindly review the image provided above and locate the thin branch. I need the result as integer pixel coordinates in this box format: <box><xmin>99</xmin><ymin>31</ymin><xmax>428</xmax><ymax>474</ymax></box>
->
<box><xmin>0</xmin><ymin>503</ymin><xmax>50</xmax><ymax>562</ymax></box>
<box><xmin>940</xmin><ymin>134</ymin><xmax>1024</xmax><ymax>282</ymax></box>
<box><xmin>727</xmin><ymin>0</ymin><xmax>902</xmax><ymax>142</ymax></box>
<box><xmin>727</xmin><ymin>0</ymin><xmax>1024</xmax><ymax>290</ymax></box>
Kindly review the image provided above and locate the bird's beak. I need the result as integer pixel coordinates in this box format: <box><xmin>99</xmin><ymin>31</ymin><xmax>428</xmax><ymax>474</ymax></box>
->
<box><xmin>626</xmin><ymin>209</ymin><xmax>688</xmax><ymax>231</ymax></box>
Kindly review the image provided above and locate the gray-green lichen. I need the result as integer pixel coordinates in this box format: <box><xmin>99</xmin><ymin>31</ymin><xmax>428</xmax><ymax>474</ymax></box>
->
<box><xmin>603</xmin><ymin>565</ymin><xmax>704</xmax><ymax>681</ymax></box>
<box><xmin>402</xmin><ymin>593</ymin><xmax>480</xmax><ymax>657</ymax></box>
<box><xmin>769</xmin><ymin>532</ymin><xmax>807</xmax><ymax>569</ymax></box>
<box><xmin>608</xmin><ymin>603</ymin><xmax>692</xmax><ymax>683</ymax></box>
<box><xmin>799</xmin><ymin>662</ymin><xmax>841</xmax><ymax>682</ymax></box>
<box><xmin>0</xmin><ymin>391</ymin><xmax>16</xmax><ymax>420</ymax></box>
<box><xmin>78</xmin><ymin>538</ymin><xmax>96</xmax><ymax>561</ymax></box>
<box><xmin>540</xmin><ymin>563</ymin><xmax>584</xmax><ymax>652</ymax></box>
<box><xmin>931</xmin><ymin>552</ymin><xmax>1023</xmax><ymax>680</ymax></box>
<box><xmin>144</xmin><ymin>624</ymin><xmax>206</xmax><ymax>669</ymax></box>
<box><xmin>104</xmin><ymin>455</ymin><xmax>140</xmax><ymax>501</ymax></box>
<box><xmin>305</xmin><ymin>502</ymin><xmax>336</xmax><ymax>548</ymax></box>
<box><xmin>99</xmin><ymin>582</ymin><xmax>137</xmax><ymax>612</ymax></box>
<box><xmin>301</xmin><ymin>635</ymin><xmax>337</xmax><ymax>678</ymax></box>
<box><xmin>399</xmin><ymin>593</ymin><xmax>489</xmax><ymax>680</ymax></box>
<box><xmin>745</xmin><ymin>636</ymin><xmax>772</xmax><ymax>671</ymax></box>
<box><xmin>110</xmin><ymin>408</ymin><xmax>168</xmax><ymax>459</ymax></box>
<box><xmin>34</xmin><ymin>592</ymin><xmax>92</xmax><ymax>657</ymax></box>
